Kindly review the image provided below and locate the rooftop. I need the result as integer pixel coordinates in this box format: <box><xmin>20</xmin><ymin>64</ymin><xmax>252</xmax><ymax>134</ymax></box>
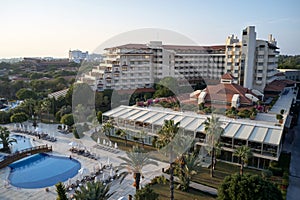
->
<box><xmin>103</xmin><ymin>105</ymin><xmax>283</xmax><ymax>146</ymax></box>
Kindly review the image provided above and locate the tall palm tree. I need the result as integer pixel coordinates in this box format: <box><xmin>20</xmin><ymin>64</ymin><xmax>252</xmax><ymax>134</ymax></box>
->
<box><xmin>155</xmin><ymin>119</ymin><xmax>180</xmax><ymax>200</ymax></box>
<box><xmin>233</xmin><ymin>145</ymin><xmax>253</xmax><ymax>175</ymax></box>
<box><xmin>73</xmin><ymin>181</ymin><xmax>114</xmax><ymax>200</ymax></box>
<box><xmin>117</xmin><ymin>128</ymin><xmax>127</xmax><ymax>146</ymax></box>
<box><xmin>102</xmin><ymin>120</ymin><xmax>114</xmax><ymax>136</ymax></box>
<box><xmin>204</xmin><ymin>114</ymin><xmax>224</xmax><ymax>177</ymax></box>
<box><xmin>0</xmin><ymin>126</ymin><xmax>17</xmax><ymax>152</ymax></box>
<box><xmin>176</xmin><ymin>153</ymin><xmax>201</xmax><ymax>191</ymax></box>
<box><xmin>119</xmin><ymin>146</ymin><xmax>158</xmax><ymax>191</ymax></box>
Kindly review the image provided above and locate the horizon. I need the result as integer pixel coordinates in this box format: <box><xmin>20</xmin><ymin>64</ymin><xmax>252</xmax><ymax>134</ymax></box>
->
<box><xmin>1</xmin><ymin>0</ymin><xmax>299</xmax><ymax>58</ymax></box>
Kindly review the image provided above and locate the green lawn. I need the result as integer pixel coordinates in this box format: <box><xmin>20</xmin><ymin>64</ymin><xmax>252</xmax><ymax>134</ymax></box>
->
<box><xmin>191</xmin><ymin>161</ymin><xmax>261</xmax><ymax>188</ymax></box>
<box><xmin>150</xmin><ymin>183</ymin><xmax>216</xmax><ymax>200</ymax></box>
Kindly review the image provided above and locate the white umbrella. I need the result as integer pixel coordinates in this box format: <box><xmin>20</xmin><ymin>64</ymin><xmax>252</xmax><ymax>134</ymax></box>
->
<box><xmin>78</xmin><ymin>167</ymin><xmax>89</xmax><ymax>176</ymax></box>
<box><xmin>103</xmin><ymin>139</ymin><xmax>106</xmax><ymax>145</ymax></box>
<box><xmin>97</xmin><ymin>137</ymin><xmax>100</xmax><ymax>144</ymax></box>
<box><xmin>114</xmin><ymin>142</ymin><xmax>118</xmax><ymax>149</ymax></box>
<box><xmin>69</xmin><ymin>141</ymin><xmax>77</xmax><ymax>146</ymax></box>
<box><xmin>94</xmin><ymin>176</ymin><xmax>99</xmax><ymax>183</ymax></box>
<box><xmin>109</xmin><ymin>141</ymin><xmax>112</xmax><ymax>147</ymax></box>
<box><xmin>110</xmin><ymin>168</ymin><xmax>114</xmax><ymax>177</ymax></box>
<box><xmin>68</xmin><ymin>178</ymin><xmax>71</xmax><ymax>186</ymax></box>
<box><xmin>99</xmin><ymin>162</ymin><xmax>103</xmax><ymax>170</ymax></box>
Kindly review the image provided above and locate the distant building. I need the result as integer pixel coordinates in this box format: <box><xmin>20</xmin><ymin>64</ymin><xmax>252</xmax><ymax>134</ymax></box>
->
<box><xmin>278</xmin><ymin>69</ymin><xmax>300</xmax><ymax>81</ymax></box>
<box><xmin>69</xmin><ymin>50</ymin><xmax>89</xmax><ymax>63</ymax></box>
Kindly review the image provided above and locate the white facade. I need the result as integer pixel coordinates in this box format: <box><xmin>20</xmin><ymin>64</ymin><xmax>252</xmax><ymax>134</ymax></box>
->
<box><xmin>79</xmin><ymin>26</ymin><xmax>279</xmax><ymax>92</ymax></box>
<box><xmin>225</xmin><ymin>26</ymin><xmax>280</xmax><ymax>92</ymax></box>
<box><xmin>80</xmin><ymin>41</ymin><xmax>225</xmax><ymax>91</ymax></box>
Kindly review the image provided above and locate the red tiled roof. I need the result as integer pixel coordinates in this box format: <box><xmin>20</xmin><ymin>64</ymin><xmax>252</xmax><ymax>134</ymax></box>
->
<box><xmin>274</xmin><ymin>72</ymin><xmax>285</xmax><ymax>77</ymax></box>
<box><xmin>264</xmin><ymin>79</ymin><xmax>296</xmax><ymax>92</ymax></box>
<box><xmin>105</xmin><ymin>43</ymin><xmax>225</xmax><ymax>51</ymax></box>
<box><xmin>162</xmin><ymin>45</ymin><xmax>225</xmax><ymax>51</ymax></box>
<box><xmin>195</xmin><ymin>83</ymin><xmax>257</xmax><ymax>105</ymax></box>
<box><xmin>105</xmin><ymin>44</ymin><xmax>149</xmax><ymax>50</ymax></box>
<box><xmin>221</xmin><ymin>73</ymin><xmax>234</xmax><ymax>80</ymax></box>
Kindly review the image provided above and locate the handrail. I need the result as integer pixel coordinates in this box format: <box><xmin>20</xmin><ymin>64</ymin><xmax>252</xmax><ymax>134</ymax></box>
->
<box><xmin>0</xmin><ymin>145</ymin><xmax>52</xmax><ymax>169</ymax></box>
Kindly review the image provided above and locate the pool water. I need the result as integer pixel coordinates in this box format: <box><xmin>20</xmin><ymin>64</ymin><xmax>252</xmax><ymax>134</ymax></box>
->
<box><xmin>11</xmin><ymin>135</ymin><xmax>32</xmax><ymax>152</ymax></box>
<box><xmin>0</xmin><ymin>134</ymin><xmax>32</xmax><ymax>153</ymax></box>
<box><xmin>9</xmin><ymin>153</ymin><xmax>81</xmax><ymax>188</ymax></box>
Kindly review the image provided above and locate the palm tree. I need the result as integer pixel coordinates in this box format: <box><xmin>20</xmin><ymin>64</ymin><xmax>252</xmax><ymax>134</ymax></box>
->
<box><xmin>55</xmin><ymin>182</ymin><xmax>67</xmax><ymax>200</ymax></box>
<box><xmin>119</xmin><ymin>146</ymin><xmax>158</xmax><ymax>191</ymax></box>
<box><xmin>102</xmin><ymin>120</ymin><xmax>114</xmax><ymax>136</ymax></box>
<box><xmin>204</xmin><ymin>114</ymin><xmax>224</xmax><ymax>177</ymax></box>
<box><xmin>73</xmin><ymin>181</ymin><xmax>114</xmax><ymax>200</ymax></box>
<box><xmin>233</xmin><ymin>145</ymin><xmax>253</xmax><ymax>175</ymax></box>
<box><xmin>0</xmin><ymin>126</ymin><xmax>17</xmax><ymax>152</ymax></box>
<box><xmin>155</xmin><ymin>119</ymin><xmax>180</xmax><ymax>200</ymax></box>
<box><xmin>176</xmin><ymin>153</ymin><xmax>201</xmax><ymax>191</ymax></box>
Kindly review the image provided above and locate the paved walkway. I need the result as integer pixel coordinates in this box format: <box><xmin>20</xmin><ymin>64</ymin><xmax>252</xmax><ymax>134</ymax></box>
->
<box><xmin>0</xmin><ymin>123</ymin><xmax>168</xmax><ymax>200</ymax></box>
<box><xmin>286</xmin><ymin>110</ymin><xmax>300</xmax><ymax>200</ymax></box>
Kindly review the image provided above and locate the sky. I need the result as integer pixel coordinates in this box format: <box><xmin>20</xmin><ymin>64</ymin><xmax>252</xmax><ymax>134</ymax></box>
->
<box><xmin>0</xmin><ymin>0</ymin><xmax>299</xmax><ymax>58</ymax></box>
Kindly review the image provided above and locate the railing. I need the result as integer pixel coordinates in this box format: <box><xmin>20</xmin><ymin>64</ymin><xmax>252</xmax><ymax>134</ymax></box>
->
<box><xmin>0</xmin><ymin>145</ymin><xmax>52</xmax><ymax>169</ymax></box>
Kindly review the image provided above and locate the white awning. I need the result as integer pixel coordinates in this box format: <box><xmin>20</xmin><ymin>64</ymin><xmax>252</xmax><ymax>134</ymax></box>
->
<box><xmin>249</xmin><ymin>127</ymin><xmax>268</xmax><ymax>143</ymax></box>
<box><xmin>223</xmin><ymin>123</ymin><xmax>241</xmax><ymax>138</ymax></box>
<box><xmin>234</xmin><ymin>125</ymin><xmax>255</xmax><ymax>140</ymax></box>
<box><xmin>264</xmin><ymin>128</ymin><xmax>282</xmax><ymax>145</ymax></box>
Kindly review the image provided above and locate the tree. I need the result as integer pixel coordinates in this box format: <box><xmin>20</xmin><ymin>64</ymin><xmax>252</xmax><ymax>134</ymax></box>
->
<box><xmin>155</xmin><ymin>119</ymin><xmax>180</xmax><ymax>200</ymax></box>
<box><xmin>119</xmin><ymin>146</ymin><xmax>158</xmax><ymax>191</ymax></box>
<box><xmin>10</xmin><ymin>112</ymin><xmax>28</xmax><ymax>126</ymax></box>
<box><xmin>204</xmin><ymin>114</ymin><xmax>224</xmax><ymax>177</ymax></box>
<box><xmin>102</xmin><ymin>120</ymin><xmax>114</xmax><ymax>136</ymax></box>
<box><xmin>134</xmin><ymin>185</ymin><xmax>159</xmax><ymax>200</ymax></box>
<box><xmin>217</xmin><ymin>173</ymin><xmax>283</xmax><ymax>200</ymax></box>
<box><xmin>0</xmin><ymin>126</ymin><xmax>17</xmax><ymax>152</ymax></box>
<box><xmin>97</xmin><ymin>111</ymin><xmax>102</xmax><ymax>124</ymax></box>
<box><xmin>16</xmin><ymin>88</ymin><xmax>38</xmax><ymax>100</ymax></box>
<box><xmin>176</xmin><ymin>153</ymin><xmax>201</xmax><ymax>191</ymax></box>
<box><xmin>73</xmin><ymin>181</ymin><xmax>114</xmax><ymax>200</ymax></box>
<box><xmin>116</xmin><ymin>128</ymin><xmax>127</xmax><ymax>146</ymax></box>
<box><xmin>55</xmin><ymin>182</ymin><xmax>68</xmax><ymax>200</ymax></box>
<box><xmin>233</xmin><ymin>146</ymin><xmax>253</xmax><ymax>175</ymax></box>
<box><xmin>60</xmin><ymin>114</ymin><xmax>74</xmax><ymax>127</ymax></box>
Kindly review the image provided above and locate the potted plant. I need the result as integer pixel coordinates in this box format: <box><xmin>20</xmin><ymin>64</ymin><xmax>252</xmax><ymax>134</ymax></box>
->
<box><xmin>276</xmin><ymin>114</ymin><xmax>283</xmax><ymax>124</ymax></box>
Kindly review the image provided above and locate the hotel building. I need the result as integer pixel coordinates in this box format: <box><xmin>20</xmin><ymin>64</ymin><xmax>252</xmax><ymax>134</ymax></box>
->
<box><xmin>79</xmin><ymin>26</ymin><xmax>279</xmax><ymax>94</ymax></box>
<box><xmin>225</xmin><ymin>26</ymin><xmax>280</xmax><ymax>93</ymax></box>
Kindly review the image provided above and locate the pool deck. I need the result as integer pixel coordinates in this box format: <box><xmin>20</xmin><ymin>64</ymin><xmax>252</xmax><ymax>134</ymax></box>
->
<box><xmin>0</xmin><ymin>123</ymin><xmax>168</xmax><ymax>200</ymax></box>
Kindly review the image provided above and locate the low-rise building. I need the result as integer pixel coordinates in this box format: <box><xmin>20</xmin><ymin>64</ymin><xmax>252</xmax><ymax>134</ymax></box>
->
<box><xmin>103</xmin><ymin>105</ymin><xmax>286</xmax><ymax>169</ymax></box>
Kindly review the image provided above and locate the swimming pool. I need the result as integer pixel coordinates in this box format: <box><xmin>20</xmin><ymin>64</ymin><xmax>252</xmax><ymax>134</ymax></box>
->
<box><xmin>0</xmin><ymin>134</ymin><xmax>32</xmax><ymax>153</ymax></box>
<box><xmin>11</xmin><ymin>134</ymin><xmax>33</xmax><ymax>152</ymax></box>
<box><xmin>8</xmin><ymin>153</ymin><xmax>81</xmax><ymax>188</ymax></box>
